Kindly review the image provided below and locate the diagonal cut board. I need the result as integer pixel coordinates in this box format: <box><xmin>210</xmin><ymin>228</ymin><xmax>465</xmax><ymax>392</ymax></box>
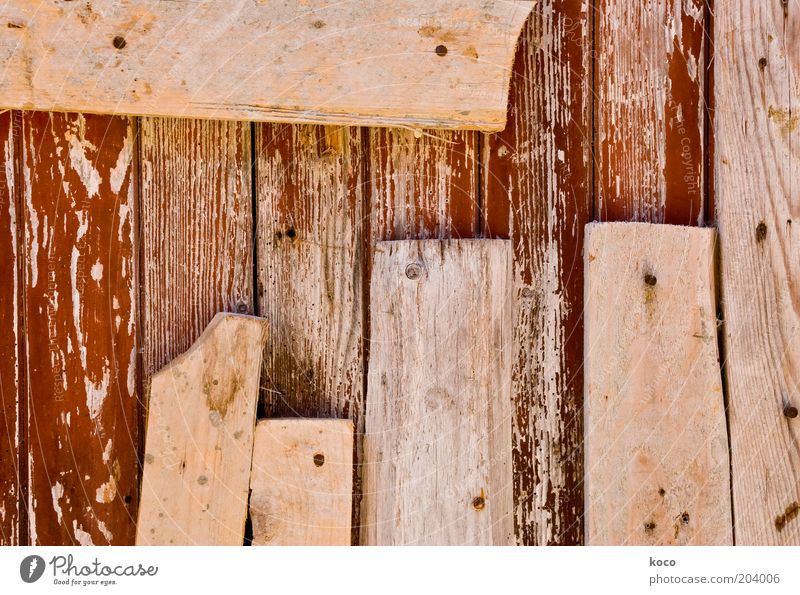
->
<box><xmin>136</xmin><ymin>313</ymin><xmax>268</xmax><ymax>545</ymax></box>
<box><xmin>584</xmin><ymin>222</ymin><xmax>732</xmax><ymax>545</ymax></box>
<box><xmin>0</xmin><ymin>1</ymin><xmax>532</xmax><ymax>131</ymax></box>
<box><xmin>249</xmin><ymin>419</ymin><xmax>353</xmax><ymax>546</ymax></box>
<box><xmin>363</xmin><ymin>239</ymin><xmax>513</xmax><ymax>545</ymax></box>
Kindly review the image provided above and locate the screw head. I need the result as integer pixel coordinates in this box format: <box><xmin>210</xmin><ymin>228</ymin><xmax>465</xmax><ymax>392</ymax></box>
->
<box><xmin>435</xmin><ymin>44</ymin><xmax>448</xmax><ymax>57</ymax></box>
<box><xmin>405</xmin><ymin>263</ymin><xmax>423</xmax><ymax>280</ymax></box>
<box><xmin>113</xmin><ymin>35</ymin><xmax>127</xmax><ymax>49</ymax></box>
<box><xmin>236</xmin><ymin>302</ymin><xmax>248</xmax><ymax>314</ymax></box>
<box><xmin>784</xmin><ymin>404</ymin><xmax>799</xmax><ymax>419</ymax></box>
<box><xmin>313</xmin><ymin>453</ymin><xmax>325</xmax><ymax>467</ymax></box>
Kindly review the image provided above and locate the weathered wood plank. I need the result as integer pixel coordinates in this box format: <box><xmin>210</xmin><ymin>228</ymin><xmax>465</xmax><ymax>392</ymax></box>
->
<box><xmin>250</xmin><ymin>419</ymin><xmax>353</xmax><ymax>546</ymax></box>
<box><xmin>137</xmin><ymin>313</ymin><xmax>267</xmax><ymax>545</ymax></box>
<box><xmin>255</xmin><ymin>124</ymin><xmax>364</xmax><ymax>541</ymax></box>
<box><xmin>140</xmin><ymin>118</ymin><xmax>253</xmax><ymax>382</ymax></box>
<box><xmin>584</xmin><ymin>222</ymin><xmax>731</xmax><ymax>545</ymax></box>
<box><xmin>483</xmin><ymin>1</ymin><xmax>592</xmax><ymax>545</ymax></box>
<box><xmin>363</xmin><ymin>239</ymin><xmax>513</xmax><ymax>545</ymax></box>
<box><xmin>715</xmin><ymin>1</ymin><xmax>800</xmax><ymax>545</ymax></box>
<box><xmin>0</xmin><ymin>1</ymin><xmax>532</xmax><ymax>131</ymax></box>
<box><xmin>595</xmin><ymin>0</ymin><xmax>706</xmax><ymax>224</ymax></box>
<box><xmin>0</xmin><ymin>110</ymin><xmax>21</xmax><ymax>545</ymax></box>
<box><xmin>22</xmin><ymin>112</ymin><xmax>138</xmax><ymax>545</ymax></box>
<box><xmin>369</xmin><ymin>128</ymin><xmax>479</xmax><ymax>241</ymax></box>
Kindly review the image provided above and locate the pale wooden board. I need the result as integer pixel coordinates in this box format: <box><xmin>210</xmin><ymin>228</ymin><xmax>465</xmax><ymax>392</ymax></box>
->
<box><xmin>255</xmin><ymin>124</ymin><xmax>364</xmax><ymax>541</ymax></box>
<box><xmin>595</xmin><ymin>0</ymin><xmax>706</xmax><ymax>224</ymax></box>
<box><xmin>0</xmin><ymin>1</ymin><xmax>532</xmax><ymax>131</ymax></box>
<box><xmin>584</xmin><ymin>222</ymin><xmax>731</xmax><ymax>546</ymax></box>
<box><xmin>250</xmin><ymin>419</ymin><xmax>353</xmax><ymax>546</ymax></box>
<box><xmin>136</xmin><ymin>313</ymin><xmax>267</xmax><ymax>546</ymax></box>
<box><xmin>715</xmin><ymin>1</ymin><xmax>800</xmax><ymax>544</ymax></box>
<box><xmin>140</xmin><ymin>118</ymin><xmax>253</xmax><ymax>382</ymax></box>
<box><xmin>482</xmin><ymin>3</ymin><xmax>592</xmax><ymax>545</ymax></box>
<box><xmin>363</xmin><ymin>239</ymin><xmax>513</xmax><ymax>545</ymax></box>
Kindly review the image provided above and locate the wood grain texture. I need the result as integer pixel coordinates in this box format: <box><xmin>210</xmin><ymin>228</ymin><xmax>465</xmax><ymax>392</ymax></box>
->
<box><xmin>140</xmin><ymin>118</ymin><xmax>253</xmax><ymax>382</ymax></box>
<box><xmin>0</xmin><ymin>1</ymin><xmax>532</xmax><ymax>131</ymax></box>
<box><xmin>137</xmin><ymin>313</ymin><xmax>267</xmax><ymax>546</ymax></box>
<box><xmin>250</xmin><ymin>419</ymin><xmax>353</xmax><ymax>546</ymax></box>
<box><xmin>483</xmin><ymin>2</ymin><xmax>591</xmax><ymax>545</ymax></box>
<box><xmin>0</xmin><ymin>110</ymin><xmax>21</xmax><ymax>545</ymax></box>
<box><xmin>584</xmin><ymin>222</ymin><xmax>731</xmax><ymax>545</ymax></box>
<box><xmin>715</xmin><ymin>1</ymin><xmax>800</xmax><ymax>545</ymax></box>
<box><xmin>363</xmin><ymin>239</ymin><xmax>513</xmax><ymax>545</ymax></box>
<box><xmin>369</xmin><ymin>128</ymin><xmax>478</xmax><ymax>242</ymax></box>
<box><xmin>595</xmin><ymin>0</ymin><xmax>706</xmax><ymax>224</ymax></box>
<box><xmin>22</xmin><ymin>112</ymin><xmax>139</xmax><ymax>545</ymax></box>
<box><xmin>255</xmin><ymin>124</ymin><xmax>364</xmax><ymax>540</ymax></box>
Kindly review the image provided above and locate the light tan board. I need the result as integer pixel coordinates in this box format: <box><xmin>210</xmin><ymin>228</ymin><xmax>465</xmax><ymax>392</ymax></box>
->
<box><xmin>137</xmin><ymin>313</ymin><xmax>267</xmax><ymax>546</ymax></box>
<box><xmin>250</xmin><ymin>419</ymin><xmax>353</xmax><ymax>546</ymax></box>
<box><xmin>0</xmin><ymin>1</ymin><xmax>532</xmax><ymax>131</ymax></box>
<box><xmin>715</xmin><ymin>1</ymin><xmax>800</xmax><ymax>545</ymax></box>
<box><xmin>363</xmin><ymin>239</ymin><xmax>513</xmax><ymax>545</ymax></box>
<box><xmin>584</xmin><ymin>222</ymin><xmax>731</xmax><ymax>546</ymax></box>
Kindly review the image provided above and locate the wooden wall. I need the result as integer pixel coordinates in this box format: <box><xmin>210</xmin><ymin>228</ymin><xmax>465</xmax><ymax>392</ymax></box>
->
<box><xmin>4</xmin><ymin>1</ymin><xmax>796</xmax><ymax>545</ymax></box>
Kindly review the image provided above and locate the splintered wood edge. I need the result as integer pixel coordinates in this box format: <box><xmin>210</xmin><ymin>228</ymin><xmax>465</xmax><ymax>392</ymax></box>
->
<box><xmin>0</xmin><ymin>1</ymin><xmax>534</xmax><ymax>131</ymax></box>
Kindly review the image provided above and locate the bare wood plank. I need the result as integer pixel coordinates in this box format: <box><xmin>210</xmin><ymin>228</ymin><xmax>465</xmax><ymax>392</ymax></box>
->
<box><xmin>0</xmin><ymin>111</ymin><xmax>21</xmax><ymax>545</ymax></box>
<box><xmin>255</xmin><ymin>124</ymin><xmax>364</xmax><ymax>540</ymax></box>
<box><xmin>250</xmin><ymin>419</ymin><xmax>353</xmax><ymax>546</ymax></box>
<box><xmin>137</xmin><ymin>313</ymin><xmax>267</xmax><ymax>546</ymax></box>
<box><xmin>22</xmin><ymin>112</ymin><xmax>139</xmax><ymax>545</ymax></box>
<box><xmin>584</xmin><ymin>222</ymin><xmax>731</xmax><ymax>546</ymax></box>
<box><xmin>595</xmin><ymin>0</ymin><xmax>706</xmax><ymax>224</ymax></box>
<box><xmin>363</xmin><ymin>239</ymin><xmax>513</xmax><ymax>545</ymax></box>
<box><xmin>482</xmin><ymin>1</ymin><xmax>592</xmax><ymax>545</ymax></box>
<box><xmin>140</xmin><ymin>118</ymin><xmax>253</xmax><ymax>381</ymax></box>
<box><xmin>0</xmin><ymin>1</ymin><xmax>532</xmax><ymax>131</ymax></box>
<box><xmin>715</xmin><ymin>1</ymin><xmax>800</xmax><ymax>545</ymax></box>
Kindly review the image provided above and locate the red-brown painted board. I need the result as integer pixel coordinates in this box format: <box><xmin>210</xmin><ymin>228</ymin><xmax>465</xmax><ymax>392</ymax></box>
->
<box><xmin>595</xmin><ymin>0</ymin><xmax>706</xmax><ymax>225</ymax></box>
<box><xmin>255</xmin><ymin>124</ymin><xmax>365</xmax><ymax>542</ymax></box>
<box><xmin>483</xmin><ymin>3</ymin><xmax>591</xmax><ymax>545</ymax></box>
<box><xmin>139</xmin><ymin>118</ymin><xmax>253</xmax><ymax>384</ymax></box>
<box><xmin>22</xmin><ymin>112</ymin><xmax>139</xmax><ymax>545</ymax></box>
<box><xmin>0</xmin><ymin>111</ymin><xmax>21</xmax><ymax>545</ymax></box>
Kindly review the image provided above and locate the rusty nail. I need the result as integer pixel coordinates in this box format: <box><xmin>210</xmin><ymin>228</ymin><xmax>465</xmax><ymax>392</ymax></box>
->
<box><xmin>644</xmin><ymin>273</ymin><xmax>657</xmax><ymax>286</ymax></box>
<box><xmin>785</xmin><ymin>403</ymin><xmax>799</xmax><ymax>419</ymax></box>
<box><xmin>313</xmin><ymin>453</ymin><xmax>325</xmax><ymax>467</ymax></box>
<box><xmin>435</xmin><ymin>45</ymin><xmax>448</xmax><ymax>57</ymax></box>
<box><xmin>405</xmin><ymin>263</ymin><xmax>422</xmax><ymax>280</ymax></box>
<box><xmin>472</xmin><ymin>496</ymin><xmax>485</xmax><ymax>510</ymax></box>
<box><xmin>113</xmin><ymin>35</ymin><xmax>127</xmax><ymax>49</ymax></box>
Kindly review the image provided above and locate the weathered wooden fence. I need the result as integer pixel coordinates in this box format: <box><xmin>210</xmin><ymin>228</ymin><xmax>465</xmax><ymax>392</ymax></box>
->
<box><xmin>1</xmin><ymin>0</ymin><xmax>798</xmax><ymax>545</ymax></box>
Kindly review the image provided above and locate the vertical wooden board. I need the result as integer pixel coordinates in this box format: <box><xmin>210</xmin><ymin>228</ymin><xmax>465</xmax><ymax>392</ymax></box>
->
<box><xmin>250</xmin><ymin>419</ymin><xmax>353</xmax><ymax>546</ymax></box>
<box><xmin>715</xmin><ymin>2</ymin><xmax>800</xmax><ymax>545</ymax></box>
<box><xmin>140</xmin><ymin>118</ymin><xmax>253</xmax><ymax>382</ymax></box>
<box><xmin>595</xmin><ymin>0</ymin><xmax>706</xmax><ymax>225</ymax></box>
<box><xmin>363</xmin><ymin>239</ymin><xmax>513</xmax><ymax>545</ymax></box>
<box><xmin>584</xmin><ymin>222</ymin><xmax>731</xmax><ymax>545</ymax></box>
<box><xmin>0</xmin><ymin>111</ymin><xmax>20</xmax><ymax>544</ymax></box>
<box><xmin>22</xmin><ymin>112</ymin><xmax>138</xmax><ymax>545</ymax></box>
<box><xmin>482</xmin><ymin>2</ymin><xmax>592</xmax><ymax>545</ymax></box>
<box><xmin>137</xmin><ymin>314</ymin><xmax>266</xmax><ymax>546</ymax></box>
<box><xmin>369</xmin><ymin>128</ymin><xmax>478</xmax><ymax>242</ymax></box>
<box><xmin>255</xmin><ymin>124</ymin><xmax>364</xmax><ymax>540</ymax></box>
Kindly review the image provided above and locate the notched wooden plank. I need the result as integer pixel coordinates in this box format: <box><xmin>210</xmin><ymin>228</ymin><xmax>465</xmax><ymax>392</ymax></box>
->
<box><xmin>0</xmin><ymin>1</ymin><xmax>533</xmax><ymax>131</ymax></box>
<box><xmin>136</xmin><ymin>313</ymin><xmax>267</xmax><ymax>546</ymax></box>
<box><xmin>363</xmin><ymin>239</ymin><xmax>513</xmax><ymax>545</ymax></box>
<box><xmin>584</xmin><ymin>222</ymin><xmax>731</xmax><ymax>546</ymax></box>
<box><xmin>250</xmin><ymin>418</ymin><xmax>353</xmax><ymax>546</ymax></box>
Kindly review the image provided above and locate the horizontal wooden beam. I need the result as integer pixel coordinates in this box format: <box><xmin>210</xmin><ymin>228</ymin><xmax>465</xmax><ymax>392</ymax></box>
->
<box><xmin>0</xmin><ymin>1</ymin><xmax>533</xmax><ymax>131</ymax></box>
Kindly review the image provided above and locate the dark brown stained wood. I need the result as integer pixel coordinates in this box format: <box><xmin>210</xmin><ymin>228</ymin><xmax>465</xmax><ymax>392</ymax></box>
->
<box><xmin>369</xmin><ymin>128</ymin><xmax>479</xmax><ymax>242</ymax></box>
<box><xmin>595</xmin><ymin>0</ymin><xmax>706</xmax><ymax>225</ymax></box>
<box><xmin>715</xmin><ymin>1</ymin><xmax>800</xmax><ymax>545</ymax></box>
<box><xmin>22</xmin><ymin>112</ymin><xmax>138</xmax><ymax>545</ymax></box>
<box><xmin>139</xmin><ymin>118</ymin><xmax>253</xmax><ymax>382</ymax></box>
<box><xmin>0</xmin><ymin>110</ymin><xmax>21</xmax><ymax>545</ymax></box>
<box><xmin>255</xmin><ymin>124</ymin><xmax>365</xmax><ymax>542</ymax></box>
<box><xmin>482</xmin><ymin>4</ymin><xmax>591</xmax><ymax>545</ymax></box>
